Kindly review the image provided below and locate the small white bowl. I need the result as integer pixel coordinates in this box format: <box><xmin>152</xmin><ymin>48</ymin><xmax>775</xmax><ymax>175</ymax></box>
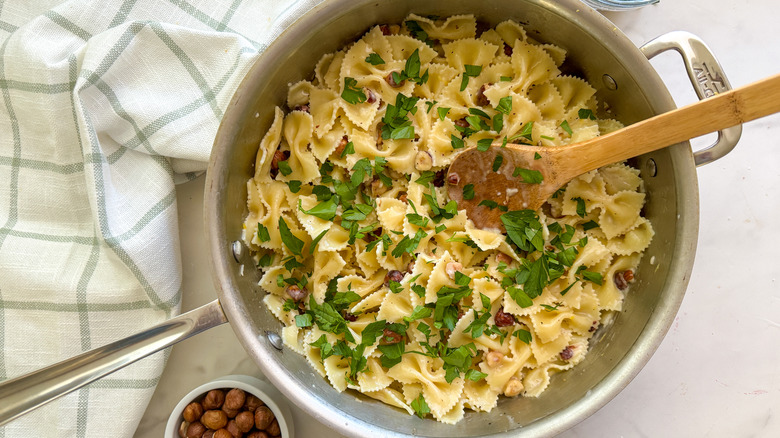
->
<box><xmin>165</xmin><ymin>374</ymin><xmax>294</xmax><ymax>438</ymax></box>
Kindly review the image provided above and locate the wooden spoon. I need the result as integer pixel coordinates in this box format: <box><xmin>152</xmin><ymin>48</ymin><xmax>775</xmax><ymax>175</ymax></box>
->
<box><xmin>447</xmin><ymin>73</ymin><xmax>780</xmax><ymax>230</ymax></box>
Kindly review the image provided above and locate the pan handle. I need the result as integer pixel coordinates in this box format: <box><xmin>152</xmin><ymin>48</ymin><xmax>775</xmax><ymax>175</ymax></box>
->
<box><xmin>0</xmin><ymin>299</ymin><xmax>228</xmax><ymax>426</ymax></box>
<box><xmin>640</xmin><ymin>31</ymin><xmax>742</xmax><ymax>166</ymax></box>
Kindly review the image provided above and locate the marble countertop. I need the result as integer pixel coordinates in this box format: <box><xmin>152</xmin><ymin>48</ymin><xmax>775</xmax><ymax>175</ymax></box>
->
<box><xmin>135</xmin><ymin>1</ymin><xmax>780</xmax><ymax>436</ymax></box>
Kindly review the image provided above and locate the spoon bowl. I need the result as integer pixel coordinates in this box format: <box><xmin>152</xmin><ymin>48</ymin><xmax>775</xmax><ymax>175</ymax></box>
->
<box><xmin>448</xmin><ymin>73</ymin><xmax>780</xmax><ymax>229</ymax></box>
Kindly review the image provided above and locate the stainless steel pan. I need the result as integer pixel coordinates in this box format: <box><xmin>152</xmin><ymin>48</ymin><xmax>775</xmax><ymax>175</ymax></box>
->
<box><xmin>0</xmin><ymin>1</ymin><xmax>741</xmax><ymax>436</ymax></box>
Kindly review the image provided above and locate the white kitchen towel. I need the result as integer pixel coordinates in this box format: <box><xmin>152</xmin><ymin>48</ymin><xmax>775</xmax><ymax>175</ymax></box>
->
<box><xmin>0</xmin><ymin>0</ymin><xmax>321</xmax><ymax>436</ymax></box>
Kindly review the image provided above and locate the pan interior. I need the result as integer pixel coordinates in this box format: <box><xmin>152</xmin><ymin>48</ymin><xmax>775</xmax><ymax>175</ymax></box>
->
<box><xmin>206</xmin><ymin>1</ymin><xmax>698</xmax><ymax>436</ymax></box>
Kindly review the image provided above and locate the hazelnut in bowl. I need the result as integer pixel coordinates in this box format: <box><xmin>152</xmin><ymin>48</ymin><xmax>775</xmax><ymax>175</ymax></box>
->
<box><xmin>165</xmin><ymin>375</ymin><xmax>294</xmax><ymax>438</ymax></box>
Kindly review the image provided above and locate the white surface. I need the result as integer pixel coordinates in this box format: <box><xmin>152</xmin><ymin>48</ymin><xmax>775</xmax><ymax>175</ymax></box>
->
<box><xmin>135</xmin><ymin>2</ymin><xmax>780</xmax><ymax>437</ymax></box>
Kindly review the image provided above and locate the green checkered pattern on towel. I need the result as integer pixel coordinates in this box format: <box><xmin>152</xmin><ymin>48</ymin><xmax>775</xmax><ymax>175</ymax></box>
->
<box><xmin>0</xmin><ymin>1</ymin><xmax>318</xmax><ymax>436</ymax></box>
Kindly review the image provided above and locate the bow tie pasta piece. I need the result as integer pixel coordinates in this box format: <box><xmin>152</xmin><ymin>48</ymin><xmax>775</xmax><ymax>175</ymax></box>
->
<box><xmin>405</xmin><ymin>14</ymin><xmax>477</xmax><ymax>41</ymax></box>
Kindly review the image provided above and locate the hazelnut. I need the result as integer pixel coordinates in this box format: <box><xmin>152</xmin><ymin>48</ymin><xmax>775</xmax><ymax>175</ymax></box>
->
<box><xmin>244</xmin><ymin>394</ymin><xmax>264</xmax><ymax>412</ymax></box>
<box><xmin>366</xmin><ymin>88</ymin><xmax>377</xmax><ymax>104</ymax></box>
<box><xmin>202</xmin><ymin>389</ymin><xmax>226</xmax><ymax>410</ymax></box>
<box><xmin>406</xmin><ymin>260</ymin><xmax>415</xmax><ymax>274</ymax></box>
<box><xmin>292</xmin><ymin>104</ymin><xmax>309</xmax><ymax>113</ymax></box>
<box><xmin>398</xmin><ymin>193</ymin><xmax>408</xmax><ymax>203</ymax></box>
<box><xmin>560</xmin><ymin>345</ymin><xmax>574</xmax><ymax>361</ymax></box>
<box><xmin>222</xmin><ymin>406</ymin><xmax>239</xmax><ymax>419</ymax></box>
<box><xmin>266</xmin><ymin>418</ymin><xmax>281</xmax><ymax>436</ymax></box>
<box><xmin>485</xmin><ymin>351</ymin><xmax>503</xmax><ymax>368</ymax></box>
<box><xmin>342</xmin><ymin>311</ymin><xmax>358</xmax><ymax>322</ymax></box>
<box><xmin>384</xmin><ymin>269</ymin><xmax>404</xmax><ymax>286</ymax></box>
<box><xmin>414</xmin><ymin>151</ymin><xmax>433</xmax><ymax>171</ymax></box>
<box><xmin>504</xmin><ymin>43</ymin><xmax>513</xmax><ymax>56</ymax></box>
<box><xmin>379</xmin><ymin>24</ymin><xmax>391</xmax><ymax>35</ymax></box>
<box><xmin>226</xmin><ymin>420</ymin><xmax>242</xmax><ymax>438</ymax></box>
<box><xmin>445</xmin><ymin>261</ymin><xmax>463</xmax><ymax>280</ymax></box>
<box><xmin>382</xmin><ymin>328</ymin><xmax>403</xmax><ymax>344</ymax></box>
<box><xmin>179</xmin><ymin>420</ymin><xmax>190</xmax><ymax>438</ymax></box>
<box><xmin>183</xmin><ymin>402</ymin><xmax>204</xmax><ymax>423</ymax></box>
<box><xmin>254</xmin><ymin>406</ymin><xmax>275</xmax><ymax>430</ymax></box>
<box><xmin>213</xmin><ymin>430</ymin><xmax>233</xmax><ymax>438</ymax></box>
<box><xmin>504</xmin><ymin>377</ymin><xmax>524</xmax><ymax>397</ymax></box>
<box><xmin>388</xmin><ymin>24</ymin><xmax>401</xmax><ymax>34</ymax></box>
<box><xmin>371</xmin><ymin>177</ymin><xmax>388</xmax><ymax>196</ymax></box>
<box><xmin>385</xmin><ymin>72</ymin><xmax>404</xmax><ymax>87</ymax></box>
<box><xmin>203</xmin><ymin>431</ymin><xmax>215</xmax><ymax>438</ymax></box>
<box><xmin>614</xmin><ymin>269</ymin><xmax>635</xmax><ymax>291</ymax></box>
<box><xmin>334</xmin><ymin>135</ymin><xmax>349</xmax><ymax>157</ymax></box>
<box><xmin>224</xmin><ymin>388</ymin><xmax>246</xmax><ymax>411</ymax></box>
<box><xmin>201</xmin><ymin>410</ymin><xmax>228</xmax><ymax>430</ymax></box>
<box><xmin>246</xmin><ymin>432</ymin><xmax>270</xmax><ymax>438</ymax></box>
<box><xmin>476</xmin><ymin>83</ymin><xmax>491</xmax><ymax>107</ymax></box>
<box><xmin>285</xmin><ymin>284</ymin><xmax>308</xmax><ymax>302</ymax></box>
<box><xmin>235</xmin><ymin>411</ymin><xmax>255</xmax><ymax>433</ymax></box>
<box><xmin>186</xmin><ymin>421</ymin><xmax>206</xmax><ymax>438</ymax></box>
<box><xmin>432</xmin><ymin>169</ymin><xmax>447</xmax><ymax>187</ymax></box>
<box><xmin>446</xmin><ymin>172</ymin><xmax>459</xmax><ymax>186</ymax></box>
<box><xmin>269</xmin><ymin>150</ymin><xmax>289</xmax><ymax>172</ymax></box>
<box><xmin>455</xmin><ymin>118</ymin><xmax>470</xmax><ymax>128</ymax></box>
<box><xmin>495</xmin><ymin>252</ymin><xmax>513</xmax><ymax>265</ymax></box>
<box><xmin>494</xmin><ymin>307</ymin><xmax>516</xmax><ymax>327</ymax></box>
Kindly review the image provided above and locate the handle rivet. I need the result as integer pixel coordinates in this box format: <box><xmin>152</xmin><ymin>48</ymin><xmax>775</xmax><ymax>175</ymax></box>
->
<box><xmin>602</xmin><ymin>74</ymin><xmax>618</xmax><ymax>90</ymax></box>
<box><xmin>266</xmin><ymin>331</ymin><xmax>283</xmax><ymax>350</ymax></box>
<box><xmin>231</xmin><ymin>241</ymin><xmax>243</xmax><ymax>263</ymax></box>
<box><xmin>647</xmin><ymin>158</ymin><xmax>658</xmax><ymax>177</ymax></box>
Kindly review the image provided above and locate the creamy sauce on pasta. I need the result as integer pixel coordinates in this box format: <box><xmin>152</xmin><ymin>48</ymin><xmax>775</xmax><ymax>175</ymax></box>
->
<box><xmin>242</xmin><ymin>14</ymin><xmax>653</xmax><ymax>423</ymax></box>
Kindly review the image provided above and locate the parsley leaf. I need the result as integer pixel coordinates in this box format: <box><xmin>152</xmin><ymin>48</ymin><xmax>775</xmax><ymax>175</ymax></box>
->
<box><xmin>410</xmin><ymin>393</ymin><xmax>430</xmax><ymax>419</ymax></box>
<box><xmin>404</xmin><ymin>305</ymin><xmax>433</xmax><ymax>322</ymax></box>
<box><xmin>298</xmin><ymin>197</ymin><xmax>338</xmax><ymax>221</ymax></box>
<box><xmin>512</xmin><ymin>167</ymin><xmax>543</xmax><ymax>184</ymax></box>
<box><xmin>286</xmin><ymin>180</ymin><xmax>302</xmax><ymax>194</ymax></box>
<box><xmin>476</xmin><ymin>138</ymin><xmax>493</xmax><ymax>152</ymax></box>
<box><xmin>578</xmin><ymin>108</ymin><xmax>596</xmax><ymax>120</ymax></box>
<box><xmin>405</xmin><ymin>20</ymin><xmax>434</xmax><ymax>47</ymax></box>
<box><xmin>462</xmin><ymin>184</ymin><xmax>475</xmax><ymax>200</ymax></box>
<box><xmin>277</xmin><ymin>160</ymin><xmax>292</xmax><ymax>176</ymax></box>
<box><xmin>465</xmin><ymin>369</ymin><xmax>488</xmax><ymax>382</ymax></box>
<box><xmin>460</xmin><ymin>64</ymin><xmax>482</xmax><ymax>91</ymax></box>
<box><xmin>256</xmin><ymin>223</ymin><xmax>270</xmax><ymax>242</ymax></box>
<box><xmin>341</xmin><ymin>77</ymin><xmax>367</xmax><ymax>104</ymax></box>
<box><xmin>278</xmin><ymin>217</ymin><xmax>304</xmax><ymax>256</ymax></box>
<box><xmin>560</xmin><ymin>120</ymin><xmax>573</xmax><ymax>135</ymax></box>
<box><xmin>437</xmin><ymin>107</ymin><xmax>450</xmax><ymax>120</ymax></box>
<box><xmin>581</xmin><ymin>270</ymin><xmax>603</xmax><ymax>285</ymax></box>
<box><xmin>492</xmin><ymin>153</ymin><xmax>503</xmax><ymax>172</ymax></box>
<box><xmin>573</xmin><ymin>197</ymin><xmax>587</xmax><ymax>217</ymax></box>
<box><xmin>340</xmin><ymin>141</ymin><xmax>355</xmax><ymax>158</ymax></box>
<box><xmin>496</xmin><ymin>96</ymin><xmax>513</xmax><ymax>115</ymax></box>
<box><xmin>513</xmin><ymin>329</ymin><xmax>532</xmax><ymax>344</ymax></box>
<box><xmin>365</xmin><ymin>53</ymin><xmax>385</xmax><ymax>65</ymax></box>
<box><xmin>451</xmin><ymin>134</ymin><xmax>465</xmax><ymax>149</ymax></box>
<box><xmin>381</xmin><ymin>93</ymin><xmax>419</xmax><ymax>140</ymax></box>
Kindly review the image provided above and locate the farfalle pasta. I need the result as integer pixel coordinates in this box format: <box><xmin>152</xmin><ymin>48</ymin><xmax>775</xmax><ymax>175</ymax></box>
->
<box><xmin>242</xmin><ymin>15</ymin><xmax>654</xmax><ymax>424</ymax></box>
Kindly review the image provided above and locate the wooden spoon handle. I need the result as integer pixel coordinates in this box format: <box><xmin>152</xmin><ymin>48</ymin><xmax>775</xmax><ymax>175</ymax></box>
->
<box><xmin>556</xmin><ymin>73</ymin><xmax>780</xmax><ymax>172</ymax></box>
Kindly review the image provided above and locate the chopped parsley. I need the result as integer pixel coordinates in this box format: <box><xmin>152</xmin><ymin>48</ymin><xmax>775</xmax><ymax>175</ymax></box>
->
<box><xmin>578</xmin><ymin>108</ymin><xmax>596</xmax><ymax>120</ymax></box>
<box><xmin>512</xmin><ymin>167</ymin><xmax>543</xmax><ymax>184</ymax></box>
<box><xmin>256</xmin><ymin>223</ymin><xmax>270</xmax><ymax>242</ymax></box>
<box><xmin>365</xmin><ymin>53</ymin><xmax>385</xmax><ymax>65</ymax></box>
<box><xmin>560</xmin><ymin>120</ymin><xmax>573</xmax><ymax>135</ymax></box>
<box><xmin>462</xmin><ymin>184</ymin><xmax>475</xmax><ymax>200</ymax></box>
<box><xmin>341</xmin><ymin>77</ymin><xmax>367</xmax><ymax>104</ymax></box>
<box><xmin>278</xmin><ymin>217</ymin><xmax>304</xmax><ymax>256</ymax></box>
<box><xmin>460</xmin><ymin>64</ymin><xmax>482</xmax><ymax>91</ymax></box>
